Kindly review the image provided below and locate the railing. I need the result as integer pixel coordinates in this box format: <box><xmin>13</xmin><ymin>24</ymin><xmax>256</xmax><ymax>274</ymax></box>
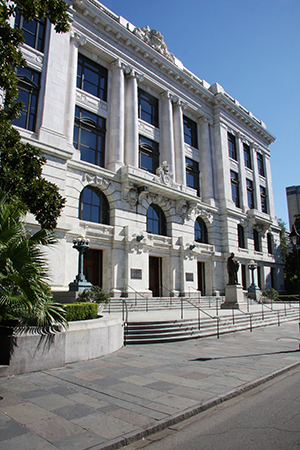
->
<box><xmin>108</xmin><ymin>297</ymin><xmax>128</xmax><ymax>323</ymax></box>
<box><xmin>219</xmin><ymin>300</ymin><xmax>253</xmax><ymax>332</ymax></box>
<box><xmin>124</xmin><ymin>284</ymin><xmax>149</xmax><ymax>312</ymax></box>
<box><xmin>180</xmin><ymin>297</ymin><xmax>221</xmax><ymax>339</ymax></box>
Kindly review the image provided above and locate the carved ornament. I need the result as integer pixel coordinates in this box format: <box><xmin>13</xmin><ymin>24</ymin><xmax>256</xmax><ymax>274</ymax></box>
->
<box><xmin>82</xmin><ymin>173</ymin><xmax>111</xmax><ymax>189</ymax></box>
<box><xmin>133</xmin><ymin>26</ymin><xmax>175</xmax><ymax>63</ymax></box>
<box><xmin>155</xmin><ymin>161</ymin><xmax>173</xmax><ymax>186</ymax></box>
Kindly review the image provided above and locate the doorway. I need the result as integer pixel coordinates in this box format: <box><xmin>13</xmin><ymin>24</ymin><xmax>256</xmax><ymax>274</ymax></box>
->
<box><xmin>197</xmin><ymin>261</ymin><xmax>206</xmax><ymax>295</ymax></box>
<box><xmin>83</xmin><ymin>249</ymin><xmax>103</xmax><ymax>287</ymax></box>
<box><xmin>149</xmin><ymin>256</ymin><xmax>162</xmax><ymax>297</ymax></box>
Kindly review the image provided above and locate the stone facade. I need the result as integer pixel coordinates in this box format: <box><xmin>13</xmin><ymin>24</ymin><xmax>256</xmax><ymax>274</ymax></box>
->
<box><xmin>14</xmin><ymin>0</ymin><xmax>284</xmax><ymax>297</ymax></box>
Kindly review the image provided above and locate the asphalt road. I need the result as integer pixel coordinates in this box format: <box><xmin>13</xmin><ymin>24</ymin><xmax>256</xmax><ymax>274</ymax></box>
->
<box><xmin>126</xmin><ymin>366</ymin><xmax>300</xmax><ymax>450</ymax></box>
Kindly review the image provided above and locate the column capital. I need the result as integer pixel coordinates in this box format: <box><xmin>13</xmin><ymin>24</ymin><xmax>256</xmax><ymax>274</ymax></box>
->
<box><xmin>70</xmin><ymin>29</ymin><xmax>86</xmax><ymax>47</ymax></box>
<box><xmin>197</xmin><ymin>115</ymin><xmax>213</xmax><ymax>126</ymax></box>
<box><xmin>125</xmin><ymin>67</ymin><xmax>144</xmax><ymax>82</ymax></box>
<box><xmin>171</xmin><ymin>95</ymin><xmax>187</xmax><ymax>109</ymax></box>
<box><xmin>160</xmin><ymin>90</ymin><xmax>174</xmax><ymax>100</ymax></box>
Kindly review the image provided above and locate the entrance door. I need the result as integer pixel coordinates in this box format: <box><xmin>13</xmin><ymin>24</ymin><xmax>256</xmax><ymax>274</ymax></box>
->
<box><xmin>84</xmin><ymin>249</ymin><xmax>103</xmax><ymax>287</ymax></box>
<box><xmin>197</xmin><ymin>261</ymin><xmax>205</xmax><ymax>295</ymax></box>
<box><xmin>149</xmin><ymin>256</ymin><xmax>161</xmax><ymax>297</ymax></box>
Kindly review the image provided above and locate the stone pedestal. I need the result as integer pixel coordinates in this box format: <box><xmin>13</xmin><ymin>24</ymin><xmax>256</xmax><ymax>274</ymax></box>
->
<box><xmin>221</xmin><ymin>284</ymin><xmax>244</xmax><ymax>309</ymax></box>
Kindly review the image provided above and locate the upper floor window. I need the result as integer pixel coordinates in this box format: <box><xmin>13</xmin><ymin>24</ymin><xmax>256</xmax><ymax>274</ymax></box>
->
<box><xmin>267</xmin><ymin>232</ymin><xmax>273</xmax><ymax>254</ymax></box>
<box><xmin>186</xmin><ymin>158</ymin><xmax>200</xmax><ymax>196</ymax></box>
<box><xmin>183</xmin><ymin>116</ymin><xmax>198</xmax><ymax>148</ymax></box>
<box><xmin>231</xmin><ymin>170</ymin><xmax>240</xmax><ymax>207</ymax></box>
<box><xmin>139</xmin><ymin>136</ymin><xmax>159</xmax><ymax>174</ymax></box>
<box><xmin>77</xmin><ymin>54</ymin><xmax>108</xmax><ymax>101</ymax></box>
<box><xmin>147</xmin><ymin>204</ymin><xmax>167</xmax><ymax>236</ymax></box>
<box><xmin>79</xmin><ymin>186</ymin><xmax>109</xmax><ymax>224</ymax></box>
<box><xmin>74</xmin><ymin>107</ymin><xmax>106</xmax><ymax>167</ymax></box>
<box><xmin>243</xmin><ymin>143</ymin><xmax>252</xmax><ymax>169</ymax></box>
<box><xmin>138</xmin><ymin>89</ymin><xmax>159</xmax><ymax>127</ymax></box>
<box><xmin>238</xmin><ymin>224</ymin><xmax>245</xmax><ymax>249</ymax></box>
<box><xmin>15</xmin><ymin>13</ymin><xmax>46</xmax><ymax>53</ymax></box>
<box><xmin>260</xmin><ymin>186</ymin><xmax>267</xmax><ymax>213</ymax></box>
<box><xmin>228</xmin><ymin>133</ymin><xmax>237</xmax><ymax>160</ymax></box>
<box><xmin>257</xmin><ymin>153</ymin><xmax>265</xmax><ymax>176</ymax></box>
<box><xmin>253</xmin><ymin>229</ymin><xmax>261</xmax><ymax>252</ymax></box>
<box><xmin>13</xmin><ymin>67</ymin><xmax>40</xmax><ymax>132</ymax></box>
<box><xmin>246</xmin><ymin>179</ymin><xmax>254</xmax><ymax>209</ymax></box>
<box><xmin>195</xmin><ymin>217</ymin><xmax>208</xmax><ymax>244</ymax></box>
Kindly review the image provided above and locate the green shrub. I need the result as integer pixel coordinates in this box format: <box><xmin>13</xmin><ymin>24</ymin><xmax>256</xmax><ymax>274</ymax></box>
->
<box><xmin>262</xmin><ymin>288</ymin><xmax>279</xmax><ymax>301</ymax></box>
<box><xmin>64</xmin><ymin>302</ymin><xmax>98</xmax><ymax>322</ymax></box>
<box><xmin>77</xmin><ymin>286</ymin><xmax>110</xmax><ymax>305</ymax></box>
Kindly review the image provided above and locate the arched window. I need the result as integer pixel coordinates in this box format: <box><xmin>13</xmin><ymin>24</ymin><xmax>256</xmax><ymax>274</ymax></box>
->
<box><xmin>195</xmin><ymin>217</ymin><xmax>208</xmax><ymax>244</ymax></box>
<box><xmin>79</xmin><ymin>186</ymin><xmax>109</xmax><ymax>224</ymax></box>
<box><xmin>147</xmin><ymin>204</ymin><xmax>167</xmax><ymax>236</ymax></box>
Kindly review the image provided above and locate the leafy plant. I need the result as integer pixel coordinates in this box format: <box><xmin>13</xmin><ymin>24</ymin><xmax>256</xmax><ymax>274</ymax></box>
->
<box><xmin>77</xmin><ymin>286</ymin><xmax>111</xmax><ymax>305</ymax></box>
<box><xmin>64</xmin><ymin>302</ymin><xmax>98</xmax><ymax>322</ymax></box>
<box><xmin>262</xmin><ymin>288</ymin><xmax>279</xmax><ymax>301</ymax></box>
<box><xmin>0</xmin><ymin>195</ymin><xmax>67</xmax><ymax>328</ymax></box>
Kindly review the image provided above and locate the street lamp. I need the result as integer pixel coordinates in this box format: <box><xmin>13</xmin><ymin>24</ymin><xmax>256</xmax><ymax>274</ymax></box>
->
<box><xmin>289</xmin><ymin>224</ymin><xmax>300</xmax><ymax>322</ymax></box>
<box><xmin>69</xmin><ymin>235</ymin><xmax>92</xmax><ymax>292</ymax></box>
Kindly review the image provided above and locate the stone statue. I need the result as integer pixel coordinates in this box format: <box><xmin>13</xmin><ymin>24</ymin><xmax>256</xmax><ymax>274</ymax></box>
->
<box><xmin>227</xmin><ymin>252</ymin><xmax>239</xmax><ymax>285</ymax></box>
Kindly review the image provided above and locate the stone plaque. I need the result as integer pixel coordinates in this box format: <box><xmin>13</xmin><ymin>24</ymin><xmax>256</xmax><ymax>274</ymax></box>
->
<box><xmin>185</xmin><ymin>272</ymin><xmax>194</xmax><ymax>282</ymax></box>
<box><xmin>131</xmin><ymin>269</ymin><xmax>142</xmax><ymax>280</ymax></box>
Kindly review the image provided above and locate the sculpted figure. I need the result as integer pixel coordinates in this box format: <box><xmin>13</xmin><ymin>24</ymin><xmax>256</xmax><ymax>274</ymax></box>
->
<box><xmin>227</xmin><ymin>252</ymin><xmax>239</xmax><ymax>285</ymax></box>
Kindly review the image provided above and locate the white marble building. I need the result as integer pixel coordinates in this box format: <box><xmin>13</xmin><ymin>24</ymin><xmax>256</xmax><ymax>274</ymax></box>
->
<box><xmin>13</xmin><ymin>0</ymin><xmax>284</xmax><ymax>297</ymax></box>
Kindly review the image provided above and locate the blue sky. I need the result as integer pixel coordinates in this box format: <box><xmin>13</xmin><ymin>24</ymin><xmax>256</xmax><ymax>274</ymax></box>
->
<box><xmin>101</xmin><ymin>0</ymin><xmax>300</xmax><ymax>227</ymax></box>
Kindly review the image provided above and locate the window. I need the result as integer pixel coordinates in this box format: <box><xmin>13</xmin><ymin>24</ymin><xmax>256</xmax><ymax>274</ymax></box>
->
<box><xmin>138</xmin><ymin>89</ymin><xmax>159</xmax><ymax>127</ymax></box>
<box><xmin>243</xmin><ymin>143</ymin><xmax>252</xmax><ymax>169</ymax></box>
<box><xmin>13</xmin><ymin>67</ymin><xmax>40</xmax><ymax>132</ymax></box>
<box><xmin>231</xmin><ymin>171</ymin><xmax>240</xmax><ymax>207</ymax></box>
<box><xmin>147</xmin><ymin>204</ymin><xmax>166</xmax><ymax>236</ymax></box>
<box><xmin>139</xmin><ymin>136</ymin><xmax>159</xmax><ymax>174</ymax></box>
<box><xmin>260</xmin><ymin>186</ymin><xmax>267</xmax><ymax>213</ymax></box>
<box><xmin>186</xmin><ymin>158</ymin><xmax>200</xmax><ymax>196</ymax></box>
<box><xmin>74</xmin><ymin>107</ymin><xmax>106</xmax><ymax>167</ymax></box>
<box><xmin>228</xmin><ymin>133</ymin><xmax>237</xmax><ymax>160</ymax></box>
<box><xmin>183</xmin><ymin>116</ymin><xmax>198</xmax><ymax>148</ymax></box>
<box><xmin>77</xmin><ymin>54</ymin><xmax>108</xmax><ymax>101</ymax></box>
<box><xmin>79</xmin><ymin>186</ymin><xmax>109</xmax><ymax>224</ymax></box>
<box><xmin>238</xmin><ymin>224</ymin><xmax>245</xmax><ymax>249</ymax></box>
<box><xmin>195</xmin><ymin>217</ymin><xmax>208</xmax><ymax>244</ymax></box>
<box><xmin>253</xmin><ymin>229</ymin><xmax>261</xmax><ymax>252</ymax></box>
<box><xmin>246</xmin><ymin>179</ymin><xmax>254</xmax><ymax>209</ymax></box>
<box><xmin>15</xmin><ymin>13</ymin><xmax>46</xmax><ymax>52</ymax></box>
<box><xmin>241</xmin><ymin>264</ymin><xmax>247</xmax><ymax>289</ymax></box>
<box><xmin>267</xmin><ymin>233</ymin><xmax>273</xmax><ymax>254</ymax></box>
<box><xmin>257</xmin><ymin>153</ymin><xmax>264</xmax><ymax>176</ymax></box>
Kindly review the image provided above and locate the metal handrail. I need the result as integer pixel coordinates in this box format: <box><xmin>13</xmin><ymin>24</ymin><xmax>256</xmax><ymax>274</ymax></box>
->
<box><xmin>181</xmin><ymin>297</ymin><xmax>220</xmax><ymax>339</ymax></box>
<box><xmin>125</xmin><ymin>284</ymin><xmax>149</xmax><ymax>311</ymax></box>
<box><xmin>220</xmin><ymin>300</ymin><xmax>253</xmax><ymax>331</ymax></box>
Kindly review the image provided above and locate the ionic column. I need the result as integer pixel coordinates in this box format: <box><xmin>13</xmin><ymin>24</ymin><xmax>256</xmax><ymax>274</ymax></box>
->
<box><xmin>236</xmin><ymin>134</ymin><xmax>248</xmax><ymax>212</ymax></box>
<box><xmin>199</xmin><ymin>117</ymin><xmax>214</xmax><ymax>204</ymax></box>
<box><xmin>161</xmin><ymin>91</ymin><xmax>175</xmax><ymax>177</ymax></box>
<box><xmin>107</xmin><ymin>59</ymin><xmax>125</xmax><ymax>172</ymax></box>
<box><xmin>124</xmin><ymin>70</ymin><xmax>139</xmax><ymax>167</ymax></box>
<box><xmin>65</xmin><ymin>31</ymin><xmax>86</xmax><ymax>148</ymax></box>
<box><xmin>172</xmin><ymin>98</ymin><xmax>186</xmax><ymax>186</ymax></box>
<box><xmin>251</xmin><ymin>144</ymin><xmax>261</xmax><ymax>211</ymax></box>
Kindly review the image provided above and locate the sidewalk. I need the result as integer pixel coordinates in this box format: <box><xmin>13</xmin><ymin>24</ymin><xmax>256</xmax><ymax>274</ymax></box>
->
<box><xmin>0</xmin><ymin>321</ymin><xmax>300</xmax><ymax>450</ymax></box>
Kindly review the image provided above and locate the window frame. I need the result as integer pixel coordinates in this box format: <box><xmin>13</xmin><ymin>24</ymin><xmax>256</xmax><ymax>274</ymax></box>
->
<box><xmin>253</xmin><ymin>228</ymin><xmax>261</xmax><ymax>252</ymax></box>
<box><xmin>267</xmin><ymin>232</ymin><xmax>273</xmax><ymax>255</ymax></box>
<box><xmin>238</xmin><ymin>224</ymin><xmax>245</xmax><ymax>249</ymax></box>
<box><xmin>74</xmin><ymin>106</ymin><xmax>106</xmax><ymax>167</ymax></box>
<box><xmin>138</xmin><ymin>88</ymin><xmax>159</xmax><ymax>128</ymax></box>
<box><xmin>77</xmin><ymin>54</ymin><xmax>108</xmax><ymax>102</ymax></box>
<box><xmin>79</xmin><ymin>186</ymin><xmax>110</xmax><ymax>225</ymax></box>
<box><xmin>147</xmin><ymin>204</ymin><xmax>167</xmax><ymax>236</ymax></box>
<box><xmin>183</xmin><ymin>115</ymin><xmax>198</xmax><ymax>149</ymax></box>
<box><xmin>139</xmin><ymin>135</ymin><xmax>159</xmax><ymax>174</ymax></box>
<box><xmin>260</xmin><ymin>186</ymin><xmax>268</xmax><ymax>213</ymax></box>
<box><xmin>230</xmin><ymin>170</ymin><xmax>240</xmax><ymax>207</ymax></box>
<box><xmin>186</xmin><ymin>157</ymin><xmax>200</xmax><ymax>196</ymax></box>
<box><xmin>257</xmin><ymin>153</ymin><xmax>265</xmax><ymax>176</ymax></box>
<box><xmin>15</xmin><ymin>12</ymin><xmax>46</xmax><ymax>53</ymax></box>
<box><xmin>13</xmin><ymin>67</ymin><xmax>40</xmax><ymax>132</ymax></box>
<box><xmin>228</xmin><ymin>132</ymin><xmax>237</xmax><ymax>160</ymax></box>
<box><xmin>243</xmin><ymin>143</ymin><xmax>252</xmax><ymax>169</ymax></box>
<box><xmin>246</xmin><ymin>179</ymin><xmax>254</xmax><ymax>210</ymax></box>
<box><xmin>195</xmin><ymin>217</ymin><xmax>208</xmax><ymax>244</ymax></box>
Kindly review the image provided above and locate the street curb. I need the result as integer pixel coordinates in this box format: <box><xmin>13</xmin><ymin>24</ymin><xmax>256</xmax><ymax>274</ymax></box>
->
<box><xmin>92</xmin><ymin>360</ymin><xmax>300</xmax><ymax>450</ymax></box>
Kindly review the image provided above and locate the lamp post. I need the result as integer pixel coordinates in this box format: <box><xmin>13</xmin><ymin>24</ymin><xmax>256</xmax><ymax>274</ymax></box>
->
<box><xmin>69</xmin><ymin>235</ymin><xmax>92</xmax><ymax>292</ymax></box>
<box><xmin>248</xmin><ymin>260</ymin><xmax>261</xmax><ymax>301</ymax></box>
<box><xmin>289</xmin><ymin>224</ymin><xmax>300</xmax><ymax>322</ymax></box>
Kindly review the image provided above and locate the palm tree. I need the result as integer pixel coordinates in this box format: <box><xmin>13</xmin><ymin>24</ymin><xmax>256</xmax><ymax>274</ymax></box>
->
<box><xmin>0</xmin><ymin>195</ymin><xmax>66</xmax><ymax>328</ymax></box>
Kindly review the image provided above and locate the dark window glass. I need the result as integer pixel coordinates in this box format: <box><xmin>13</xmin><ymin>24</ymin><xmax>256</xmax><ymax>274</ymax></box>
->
<box><xmin>186</xmin><ymin>157</ymin><xmax>200</xmax><ymax>196</ymax></box>
<box><xmin>74</xmin><ymin>107</ymin><xmax>106</xmax><ymax>167</ymax></box>
<box><xmin>238</xmin><ymin>224</ymin><xmax>245</xmax><ymax>249</ymax></box>
<box><xmin>260</xmin><ymin>186</ymin><xmax>267</xmax><ymax>213</ymax></box>
<box><xmin>242</xmin><ymin>264</ymin><xmax>247</xmax><ymax>289</ymax></box>
<box><xmin>267</xmin><ymin>233</ymin><xmax>273</xmax><ymax>254</ymax></box>
<box><xmin>257</xmin><ymin>153</ymin><xmax>265</xmax><ymax>176</ymax></box>
<box><xmin>139</xmin><ymin>136</ymin><xmax>159</xmax><ymax>174</ymax></box>
<box><xmin>231</xmin><ymin>171</ymin><xmax>240</xmax><ymax>207</ymax></box>
<box><xmin>195</xmin><ymin>217</ymin><xmax>208</xmax><ymax>244</ymax></box>
<box><xmin>183</xmin><ymin>116</ymin><xmax>198</xmax><ymax>148</ymax></box>
<box><xmin>77</xmin><ymin>54</ymin><xmax>108</xmax><ymax>101</ymax></box>
<box><xmin>15</xmin><ymin>12</ymin><xmax>45</xmax><ymax>52</ymax></box>
<box><xmin>243</xmin><ymin>143</ymin><xmax>252</xmax><ymax>169</ymax></box>
<box><xmin>12</xmin><ymin>67</ymin><xmax>40</xmax><ymax>131</ymax></box>
<box><xmin>254</xmin><ymin>229</ymin><xmax>261</xmax><ymax>252</ymax></box>
<box><xmin>228</xmin><ymin>133</ymin><xmax>237</xmax><ymax>160</ymax></box>
<box><xmin>138</xmin><ymin>89</ymin><xmax>159</xmax><ymax>127</ymax></box>
<box><xmin>246</xmin><ymin>179</ymin><xmax>254</xmax><ymax>209</ymax></box>
<box><xmin>79</xmin><ymin>186</ymin><xmax>109</xmax><ymax>224</ymax></box>
<box><xmin>147</xmin><ymin>204</ymin><xmax>166</xmax><ymax>236</ymax></box>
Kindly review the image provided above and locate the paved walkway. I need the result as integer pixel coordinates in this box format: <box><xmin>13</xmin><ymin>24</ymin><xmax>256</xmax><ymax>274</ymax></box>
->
<box><xmin>0</xmin><ymin>321</ymin><xmax>300</xmax><ymax>450</ymax></box>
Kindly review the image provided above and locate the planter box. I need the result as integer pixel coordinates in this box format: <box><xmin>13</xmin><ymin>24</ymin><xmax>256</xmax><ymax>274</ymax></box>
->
<box><xmin>0</xmin><ymin>316</ymin><xmax>123</xmax><ymax>376</ymax></box>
